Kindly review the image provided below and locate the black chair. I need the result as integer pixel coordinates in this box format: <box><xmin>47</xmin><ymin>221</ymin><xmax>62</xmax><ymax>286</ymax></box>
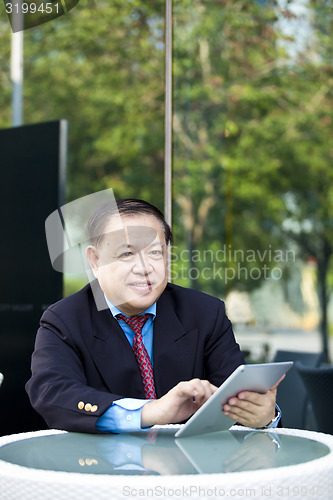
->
<box><xmin>295</xmin><ymin>363</ymin><xmax>333</xmax><ymax>434</ymax></box>
<box><xmin>272</xmin><ymin>350</ymin><xmax>324</xmax><ymax>429</ymax></box>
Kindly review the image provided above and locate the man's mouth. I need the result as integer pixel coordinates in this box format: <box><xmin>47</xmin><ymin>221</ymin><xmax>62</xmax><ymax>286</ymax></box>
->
<box><xmin>129</xmin><ymin>281</ymin><xmax>153</xmax><ymax>291</ymax></box>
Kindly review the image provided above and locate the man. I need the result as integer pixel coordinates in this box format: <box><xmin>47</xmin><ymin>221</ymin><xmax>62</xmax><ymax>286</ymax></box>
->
<box><xmin>26</xmin><ymin>198</ymin><xmax>280</xmax><ymax>433</ymax></box>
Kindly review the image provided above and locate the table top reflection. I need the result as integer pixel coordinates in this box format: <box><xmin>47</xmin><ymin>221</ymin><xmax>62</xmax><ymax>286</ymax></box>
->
<box><xmin>0</xmin><ymin>427</ymin><xmax>330</xmax><ymax>476</ymax></box>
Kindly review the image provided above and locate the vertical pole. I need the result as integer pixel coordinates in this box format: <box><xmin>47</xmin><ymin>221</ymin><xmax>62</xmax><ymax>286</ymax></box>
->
<box><xmin>11</xmin><ymin>30</ymin><xmax>24</xmax><ymax>126</ymax></box>
<box><xmin>165</xmin><ymin>0</ymin><xmax>173</xmax><ymax>280</ymax></box>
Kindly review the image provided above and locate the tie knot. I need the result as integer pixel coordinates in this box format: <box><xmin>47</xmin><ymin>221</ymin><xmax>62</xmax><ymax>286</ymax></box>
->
<box><xmin>116</xmin><ymin>313</ymin><xmax>151</xmax><ymax>335</ymax></box>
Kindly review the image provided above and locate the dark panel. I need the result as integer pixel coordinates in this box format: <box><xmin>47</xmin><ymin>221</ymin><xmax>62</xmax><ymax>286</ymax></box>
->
<box><xmin>0</xmin><ymin>120</ymin><xmax>66</xmax><ymax>436</ymax></box>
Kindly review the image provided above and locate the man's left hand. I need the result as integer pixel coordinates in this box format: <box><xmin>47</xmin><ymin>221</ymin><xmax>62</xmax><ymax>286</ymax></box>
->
<box><xmin>223</xmin><ymin>376</ymin><xmax>284</xmax><ymax>428</ymax></box>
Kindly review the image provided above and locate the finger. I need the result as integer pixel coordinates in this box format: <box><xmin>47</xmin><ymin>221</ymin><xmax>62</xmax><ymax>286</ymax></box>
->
<box><xmin>175</xmin><ymin>380</ymin><xmax>198</xmax><ymax>399</ymax></box>
<box><xmin>192</xmin><ymin>380</ymin><xmax>216</xmax><ymax>405</ymax></box>
<box><xmin>237</xmin><ymin>385</ymin><xmax>279</xmax><ymax>404</ymax></box>
<box><xmin>233</xmin><ymin>391</ymin><xmax>266</xmax><ymax>406</ymax></box>
<box><xmin>224</xmin><ymin>397</ymin><xmax>271</xmax><ymax>425</ymax></box>
<box><xmin>200</xmin><ymin>380</ymin><xmax>218</xmax><ymax>396</ymax></box>
<box><xmin>209</xmin><ymin>382</ymin><xmax>219</xmax><ymax>394</ymax></box>
<box><xmin>269</xmin><ymin>374</ymin><xmax>285</xmax><ymax>392</ymax></box>
<box><xmin>224</xmin><ymin>401</ymin><xmax>256</xmax><ymax>420</ymax></box>
<box><xmin>236</xmin><ymin>391</ymin><xmax>277</xmax><ymax>415</ymax></box>
<box><xmin>223</xmin><ymin>406</ymin><xmax>260</xmax><ymax>427</ymax></box>
<box><xmin>175</xmin><ymin>379</ymin><xmax>215</xmax><ymax>402</ymax></box>
<box><xmin>223</xmin><ymin>406</ymin><xmax>249</xmax><ymax>424</ymax></box>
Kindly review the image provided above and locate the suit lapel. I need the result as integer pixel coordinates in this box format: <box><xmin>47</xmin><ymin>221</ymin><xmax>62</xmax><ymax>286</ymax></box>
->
<box><xmin>153</xmin><ymin>291</ymin><xmax>198</xmax><ymax>397</ymax></box>
<box><xmin>84</xmin><ymin>285</ymin><xmax>145</xmax><ymax>397</ymax></box>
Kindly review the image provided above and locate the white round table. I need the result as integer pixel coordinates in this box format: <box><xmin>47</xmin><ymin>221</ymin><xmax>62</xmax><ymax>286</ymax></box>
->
<box><xmin>0</xmin><ymin>426</ymin><xmax>333</xmax><ymax>500</ymax></box>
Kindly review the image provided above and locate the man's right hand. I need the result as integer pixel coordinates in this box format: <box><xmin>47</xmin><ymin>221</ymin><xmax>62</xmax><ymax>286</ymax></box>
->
<box><xmin>141</xmin><ymin>378</ymin><xmax>217</xmax><ymax>428</ymax></box>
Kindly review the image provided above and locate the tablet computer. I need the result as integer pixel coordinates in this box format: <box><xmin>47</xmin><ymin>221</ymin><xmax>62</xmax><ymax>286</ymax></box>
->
<box><xmin>175</xmin><ymin>361</ymin><xmax>293</xmax><ymax>438</ymax></box>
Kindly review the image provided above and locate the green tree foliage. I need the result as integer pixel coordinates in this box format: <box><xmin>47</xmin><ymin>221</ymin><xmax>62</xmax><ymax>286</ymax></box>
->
<box><xmin>0</xmin><ymin>0</ymin><xmax>165</xmax><ymax>206</ymax></box>
<box><xmin>172</xmin><ymin>0</ymin><xmax>287</xmax><ymax>292</ymax></box>
<box><xmin>172</xmin><ymin>0</ymin><xmax>333</xmax><ymax>359</ymax></box>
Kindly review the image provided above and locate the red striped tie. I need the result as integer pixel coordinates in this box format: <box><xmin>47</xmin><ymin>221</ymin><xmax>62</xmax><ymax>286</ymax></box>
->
<box><xmin>116</xmin><ymin>314</ymin><xmax>156</xmax><ymax>399</ymax></box>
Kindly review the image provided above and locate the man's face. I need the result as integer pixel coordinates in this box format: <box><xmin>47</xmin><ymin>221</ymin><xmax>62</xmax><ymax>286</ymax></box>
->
<box><xmin>87</xmin><ymin>213</ymin><xmax>168</xmax><ymax>316</ymax></box>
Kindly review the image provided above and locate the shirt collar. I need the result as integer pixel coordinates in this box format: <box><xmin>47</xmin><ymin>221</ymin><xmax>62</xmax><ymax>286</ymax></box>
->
<box><xmin>104</xmin><ymin>294</ymin><xmax>156</xmax><ymax>319</ymax></box>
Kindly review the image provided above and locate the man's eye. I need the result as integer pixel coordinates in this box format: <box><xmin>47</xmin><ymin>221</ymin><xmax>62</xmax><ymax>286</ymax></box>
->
<box><xmin>119</xmin><ymin>252</ymin><xmax>134</xmax><ymax>259</ymax></box>
<box><xmin>150</xmin><ymin>250</ymin><xmax>163</xmax><ymax>256</ymax></box>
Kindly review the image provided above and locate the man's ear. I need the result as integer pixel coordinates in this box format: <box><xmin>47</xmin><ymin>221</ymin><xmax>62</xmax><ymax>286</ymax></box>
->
<box><xmin>86</xmin><ymin>245</ymin><xmax>99</xmax><ymax>276</ymax></box>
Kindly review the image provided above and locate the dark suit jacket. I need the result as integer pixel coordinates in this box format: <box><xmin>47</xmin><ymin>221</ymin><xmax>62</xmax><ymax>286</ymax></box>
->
<box><xmin>26</xmin><ymin>282</ymin><xmax>244</xmax><ymax>433</ymax></box>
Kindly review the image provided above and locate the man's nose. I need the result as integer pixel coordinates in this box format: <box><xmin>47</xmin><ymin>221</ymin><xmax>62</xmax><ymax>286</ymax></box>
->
<box><xmin>132</xmin><ymin>251</ymin><xmax>152</xmax><ymax>273</ymax></box>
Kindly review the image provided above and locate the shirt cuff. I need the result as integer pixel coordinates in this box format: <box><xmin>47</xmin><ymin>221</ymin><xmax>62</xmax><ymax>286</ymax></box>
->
<box><xmin>96</xmin><ymin>398</ymin><xmax>152</xmax><ymax>433</ymax></box>
<box><xmin>265</xmin><ymin>404</ymin><xmax>282</xmax><ymax>429</ymax></box>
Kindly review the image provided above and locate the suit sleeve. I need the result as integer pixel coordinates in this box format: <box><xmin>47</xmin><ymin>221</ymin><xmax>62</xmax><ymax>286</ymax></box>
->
<box><xmin>25</xmin><ymin>308</ymin><xmax>121</xmax><ymax>434</ymax></box>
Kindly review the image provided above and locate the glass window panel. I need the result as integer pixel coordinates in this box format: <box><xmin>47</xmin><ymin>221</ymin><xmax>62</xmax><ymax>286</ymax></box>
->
<box><xmin>1</xmin><ymin>0</ymin><xmax>166</xmax><ymax>208</ymax></box>
<box><xmin>172</xmin><ymin>0</ymin><xmax>333</xmax><ymax>361</ymax></box>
